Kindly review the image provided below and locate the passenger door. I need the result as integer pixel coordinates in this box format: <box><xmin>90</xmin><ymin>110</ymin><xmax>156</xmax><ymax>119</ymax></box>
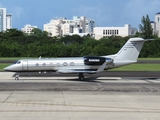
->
<box><xmin>22</xmin><ymin>61</ymin><xmax>28</xmax><ymax>71</ymax></box>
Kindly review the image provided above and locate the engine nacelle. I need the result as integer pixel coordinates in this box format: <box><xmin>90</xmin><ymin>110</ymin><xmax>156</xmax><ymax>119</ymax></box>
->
<box><xmin>84</xmin><ymin>56</ymin><xmax>106</xmax><ymax>65</ymax></box>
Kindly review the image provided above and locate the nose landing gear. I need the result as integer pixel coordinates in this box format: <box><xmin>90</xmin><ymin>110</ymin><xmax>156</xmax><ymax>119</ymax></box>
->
<box><xmin>15</xmin><ymin>77</ymin><xmax>19</xmax><ymax>80</ymax></box>
<box><xmin>15</xmin><ymin>73</ymin><xmax>20</xmax><ymax>80</ymax></box>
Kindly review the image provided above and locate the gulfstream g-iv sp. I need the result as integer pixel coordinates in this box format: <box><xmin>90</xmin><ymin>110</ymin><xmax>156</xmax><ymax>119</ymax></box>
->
<box><xmin>4</xmin><ymin>38</ymin><xmax>148</xmax><ymax>80</ymax></box>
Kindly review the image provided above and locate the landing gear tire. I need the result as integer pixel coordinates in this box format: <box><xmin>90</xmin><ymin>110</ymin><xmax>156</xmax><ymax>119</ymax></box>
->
<box><xmin>15</xmin><ymin>73</ymin><xmax>20</xmax><ymax>80</ymax></box>
<box><xmin>15</xmin><ymin>77</ymin><xmax>19</xmax><ymax>80</ymax></box>
<box><xmin>79</xmin><ymin>76</ymin><xmax>85</xmax><ymax>81</ymax></box>
<box><xmin>78</xmin><ymin>73</ymin><xmax>85</xmax><ymax>81</ymax></box>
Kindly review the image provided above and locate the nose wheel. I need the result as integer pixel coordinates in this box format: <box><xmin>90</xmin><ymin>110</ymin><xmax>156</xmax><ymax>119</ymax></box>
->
<box><xmin>15</xmin><ymin>77</ymin><xmax>19</xmax><ymax>80</ymax></box>
<box><xmin>15</xmin><ymin>73</ymin><xmax>20</xmax><ymax>80</ymax></box>
<box><xmin>78</xmin><ymin>73</ymin><xmax>85</xmax><ymax>81</ymax></box>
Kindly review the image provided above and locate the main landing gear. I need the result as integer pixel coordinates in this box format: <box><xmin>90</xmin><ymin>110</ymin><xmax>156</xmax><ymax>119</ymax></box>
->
<box><xmin>78</xmin><ymin>73</ymin><xmax>85</xmax><ymax>81</ymax></box>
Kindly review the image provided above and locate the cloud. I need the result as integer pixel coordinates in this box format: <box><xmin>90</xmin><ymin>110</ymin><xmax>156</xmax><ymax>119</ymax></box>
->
<box><xmin>13</xmin><ymin>6</ymin><xmax>25</xmax><ymax>18</ymax></box>
<box><xmin>72</xmin><ymin>5</ymin><xmax>108</xmax><ymax>26</ymax></box>
<box><xmin>124</xmin><ymin>0</ymin><xmax>160</xmax><ymax>18</ymax></box>
<box><xmin>119</xmin><ymin>0</ymin><xmax>160</xmax><ymax>27</ymax></box>
<box><xmin>10</xmin><ymin>6</ymin><xmax>27</xmax><ymax>28</ymax></box>
<box><xmin>72</xmin><ymin>5</ymin><xmax>101</xmax><ymax>18</ymax></box>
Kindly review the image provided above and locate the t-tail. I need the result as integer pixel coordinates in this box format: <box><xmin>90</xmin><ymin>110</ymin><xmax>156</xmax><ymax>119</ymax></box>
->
<box><xmin>106</xmin><ymin>37</ymin><xmax>149</xmax><ymax>68</ymax></box>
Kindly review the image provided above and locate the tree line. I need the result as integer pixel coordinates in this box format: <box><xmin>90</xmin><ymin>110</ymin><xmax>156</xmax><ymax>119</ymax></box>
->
<box><xmin>0</xmin><ymin>28</ymin><xmax>160</xmax><ymax>58</ymax></box>
<box><xmin>0</xmin><ymin>14</ymin><xmax>160</xmax><ymax>58</ymax></box>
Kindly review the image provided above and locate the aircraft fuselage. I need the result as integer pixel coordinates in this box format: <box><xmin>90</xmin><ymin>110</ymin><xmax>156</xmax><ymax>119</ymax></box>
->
<box><xmin>4</xmin><ymin>56</ymin><xmax>114</xmax><ymax>73</ymax></box>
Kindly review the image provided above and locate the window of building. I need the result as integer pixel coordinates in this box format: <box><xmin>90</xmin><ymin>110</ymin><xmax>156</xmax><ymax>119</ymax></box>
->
<box><xmin>112</xmin><ymin>30</ymin><xmax>114</xmax><ymax>34</ymax></box>
<box><xmin>117</xmin><ymin>30</ymin><xmax>119</xmax><ymax>35</ymax></box>
<box><xmin>103</xmin><ymin>30</ymin><xmax>105</xmax><ymax>35</ymax></box>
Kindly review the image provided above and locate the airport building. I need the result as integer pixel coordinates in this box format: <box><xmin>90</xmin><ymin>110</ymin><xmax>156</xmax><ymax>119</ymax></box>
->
<box><xmin>0</xmin><ymin>8</ymin><xmax>12</xmax><ymax>32</ymax></box>
<box><xmin>21</xmin><ymin>24</ymin><xmax>38</xmax><ymax>35</ymax></box>
<box><xmin>151</xmin><ymin>12</ymin><xmax>160</xmax><ymax>37</ymax></box>
<box><xmin>94</xmin><ymin>24</ymin><xmax>137</xmax><ymax>40</ymax></box>
<box><xmin>44</xmin><ymin>16</ymin><xmax>96</xmax><ymax>37</ymax></box>
<box><xmin>44</xmin><ymin>16</ymin><xmax>138</xmax><ymax>39</ymax></box>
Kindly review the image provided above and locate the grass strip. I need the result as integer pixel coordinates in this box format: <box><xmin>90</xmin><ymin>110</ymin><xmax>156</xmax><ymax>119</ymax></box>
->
<box><xmin>0</xmin><ymin>57</ymin><xmax>160</xmax><ymax>60</ymax></box>
<box><xmin>1</xmin><ymin>63</ymin><xmax>160</xmax><ymax>72</ymax></box>
<box><xmin>110</xmin><ymin>64</ymin><xmax>160</xmax><ymax>71</ymax></box>
<box><xmin>0</xmin><ymin>63</ymin><xmax>11</xmax><ymax>71</ymax></box>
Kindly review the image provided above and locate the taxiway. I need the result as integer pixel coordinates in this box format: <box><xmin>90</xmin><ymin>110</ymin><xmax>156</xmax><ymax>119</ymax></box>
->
<box><xmin>0</xmin><ymin>72</ymin><xmax>160</xmax><ymax>120</ymax></box>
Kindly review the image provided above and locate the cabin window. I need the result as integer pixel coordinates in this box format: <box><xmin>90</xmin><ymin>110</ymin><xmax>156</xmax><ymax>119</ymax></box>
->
<box><xmin>43</xmin><ymin>63</ymin><xmax>46</xmax><ymax>66</ymax></box>
<box><xmin>14</xmin><ymin>61</ymin><xmax>21</xmax><ymax>64</ymax></box>
<box><xmin>17</xmin><ymin>61</ymin><xmax>21</xmax><ymax>64</ymax></box>
<box><xmin>63</xmin><ymin>62</ymin><xmax>68</xmax><ymax>66</ymax></box>
<box><xmin>70</xmin><ymin>62</ymin><xmax>75</xmax><ymax>66</ymax></box>
<box><xmin>50</xmin><ymin>63</ymin><xmax>53</xmax><ymax>66</ymax></box>
<box><xmin>14</xmin><ymin>61</ymin><xmax>18</xmax><ymax>64</ymax></box>
<box><xmin>36</xmin><ymin>63</ymin><xmax>39</xmax><ymax>66</ymax></box>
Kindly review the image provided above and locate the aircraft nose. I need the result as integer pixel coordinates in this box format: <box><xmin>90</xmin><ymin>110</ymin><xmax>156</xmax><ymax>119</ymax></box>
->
<box><xmin>4</xmin><ymin>66</ymin><xmax>9</xmax><ymax>71</ymax></box>
<box><xmin>4</xmin><ymin>66</ymin><xmax>12</xmax><ymax>71</ymax></box>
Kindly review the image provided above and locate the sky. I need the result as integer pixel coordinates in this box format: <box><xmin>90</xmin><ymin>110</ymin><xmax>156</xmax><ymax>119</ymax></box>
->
<box><xmin>0</xmin><ymin>0</ymin><xmax>160</xmax><ymax>30</ymax></box>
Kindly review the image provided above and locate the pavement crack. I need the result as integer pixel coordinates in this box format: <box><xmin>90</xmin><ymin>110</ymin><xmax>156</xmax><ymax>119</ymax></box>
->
<box><xmin>0</xmin><ymin>90</ymin><xmax>14</xmax><ymax>107</ymax></box>
<box><xmin>58</xmin><ymin>78</ymin><xmax>71</xmax><ymax>120</ymax></box>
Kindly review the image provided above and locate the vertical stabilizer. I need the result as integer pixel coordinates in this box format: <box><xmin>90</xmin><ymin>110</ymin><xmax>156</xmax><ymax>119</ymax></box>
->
<box><xmin>112</xmin><ymin>38</ymin><xmax>145</xmax><ymax>61</ymax></box>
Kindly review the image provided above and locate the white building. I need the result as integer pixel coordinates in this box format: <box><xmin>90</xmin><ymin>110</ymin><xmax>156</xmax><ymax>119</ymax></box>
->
<box><xmin>44</xmin><ymin>18</ymin><xmax>64</xmax><ymax>36</ymax></box>
<box><xmin>44</xmin><ymin>16</ymin><xmax>96</xmax><ymax>37</ymax></box>
<box><xmin>150</xmin><ymin>12</ymin><xmax>160</xmax><ymax>37</ymax></box>
<box><xmin>155</xmin><ymin>12</ymin><xmax>160</xmax><ymax>37</ymax></box>
<box><xmin>0</xmin><ymin>8</ymin><xmax>12</xmax><ymax>32</ymax></box>
<box><xmin>86</xmin><ymin>18</ymin><xmax>96</xmax><ymax>33</ymax></box>
<box><xmin>21</xmin><ymin>24</ymin><xmax>38</xmax><ymax>35</ymax></box>
<box><xmin>150</xmin><ymin>21</ymin><xmax>157</xmax><ymax>35</ymax></box>
<box><xmin>6</xmin><ymin>14</ymin><xmax>12</xmax><ymax>29</ymax></box>
<box><xmin>94</xmin><ymin>24</ymin><xmax>137</xmax><ymax>40</ymax></box>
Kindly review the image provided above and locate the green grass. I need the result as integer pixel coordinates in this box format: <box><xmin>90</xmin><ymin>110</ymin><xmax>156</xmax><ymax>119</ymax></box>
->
<box><xmin>0</xmin><ymin>57</ymin><xmax>29</xmax><ymax>60</ymax></box>
<box><xmin>1</xmin><ymin>57</ymin><xmax>160</xmax><ymax>72</ymax></box>
<box><xmin>138</xmin><ymin>58</ymin><xmax>160</xmax><ymax>60</ymax></box>
<box><xmin>0</xmin><ymin>63</ymin><xmax>11</xmax><ymax>71</ymax></box>
<box><xmin>109</xmin><ymin>64</ymin><xmax>160</xmax><ymax>71</ymax></box>
<box><xmin>1</xmin><ymin>63</ymin><xmax>160</xmax><ymax>72</ymax></box>
<box><xmin>0</xmin><ymin>57</ymin><xmax>160</xmax><ymax>60</ymax></box>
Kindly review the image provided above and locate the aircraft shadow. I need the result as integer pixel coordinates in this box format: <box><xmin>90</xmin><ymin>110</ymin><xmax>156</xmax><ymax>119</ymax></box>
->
<box><xmin>12</xmin><ymin>73</ymin><xmax>105</xmax><ymax>83</ymax></box>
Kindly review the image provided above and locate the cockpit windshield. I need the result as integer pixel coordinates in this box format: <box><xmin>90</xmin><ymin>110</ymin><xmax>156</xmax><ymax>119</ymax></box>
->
<box><xmin>13</xmin><ymin>61</ymin><xmax>21</xmax><ymax>64</ymax></box>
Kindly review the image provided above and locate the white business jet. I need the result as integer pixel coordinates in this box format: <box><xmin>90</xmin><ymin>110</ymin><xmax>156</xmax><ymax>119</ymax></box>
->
<box><xmin>4</xmin><ymin>37</ymin><xmax>148</xmax><ymax>80</ymax></box>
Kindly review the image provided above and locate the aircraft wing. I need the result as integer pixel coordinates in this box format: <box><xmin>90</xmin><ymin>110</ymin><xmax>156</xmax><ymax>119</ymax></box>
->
<box><xmin>58</xmin><ymin>62</ymin><xmax>107</xmax><ymax>74</ymax></box>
